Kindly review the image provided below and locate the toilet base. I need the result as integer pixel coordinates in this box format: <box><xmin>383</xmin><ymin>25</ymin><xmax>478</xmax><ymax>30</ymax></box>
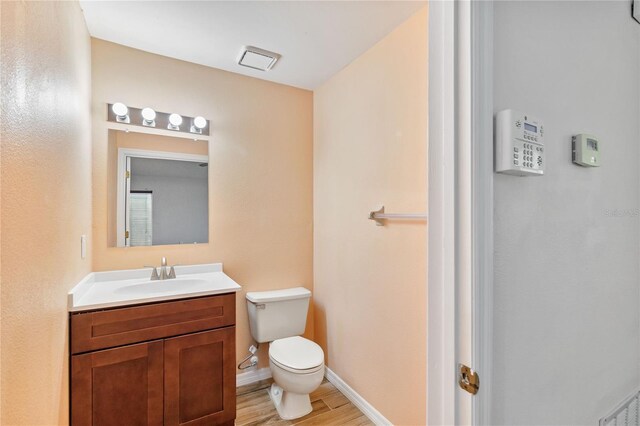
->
<box><xmin>268</xmin><ymin>383</ymin><xmax>313</xmax><ymax>420</ymax></box>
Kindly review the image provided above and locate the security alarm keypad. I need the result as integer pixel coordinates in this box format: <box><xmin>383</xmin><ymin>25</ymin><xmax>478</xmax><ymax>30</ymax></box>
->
<box><xmin>496</xmin><ymin>109</ymin><xmax>545</xmax><ymax>176</ymax></box>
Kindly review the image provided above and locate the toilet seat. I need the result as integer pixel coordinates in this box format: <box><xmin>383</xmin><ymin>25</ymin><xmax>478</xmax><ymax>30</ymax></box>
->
<box><xmin>269</xmin><ymin>336</ymin><xmax>324</xmax><ymax>373</ymax></box>
<box><xmin>270</xmin><ymin>357</ymin><xmax>324</xmax><ymax>374</ymax></box>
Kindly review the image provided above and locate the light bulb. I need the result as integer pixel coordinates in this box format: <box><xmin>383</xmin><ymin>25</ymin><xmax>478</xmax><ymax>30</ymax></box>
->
<box><xmin>141</xmin><ymin>107</ymin><xmax>156</xmax><ymax>122</ymax></box>
<box><xmin>168</xmin><ymin>113</ymin><xmax>183</xmax><ymax>128</ymax></box>
<box><xmin>111</xmin><ymin>102</ymin><xmax>128</xmax><ymax>118</ymax></box>
<box><xmin>193</xmin><ymin>116</ymin><xmax>207</xmax><ymax>129</ymax></box>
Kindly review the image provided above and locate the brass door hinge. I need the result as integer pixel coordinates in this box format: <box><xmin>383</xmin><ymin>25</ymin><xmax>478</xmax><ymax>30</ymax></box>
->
<box><xmin>458</xmin><ymin>364</ymin><xmax>479</xmax><ymax>395</ymax></box>
<box><xmin>126</xmin><ymin>171</ymin><xmax>130</xmax><ymax>178</ymax></box>
<box><xmin>125</xmin><ymin>230</ymin><xmax>129</xmax><ymax>239</ymax></box>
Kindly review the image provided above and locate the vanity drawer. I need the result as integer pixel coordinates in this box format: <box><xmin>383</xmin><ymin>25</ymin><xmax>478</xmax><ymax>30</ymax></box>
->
<box><xmin>71</xmin><ymin>293</ymin><xmax>235</xmax><ymax>354</ymax></box>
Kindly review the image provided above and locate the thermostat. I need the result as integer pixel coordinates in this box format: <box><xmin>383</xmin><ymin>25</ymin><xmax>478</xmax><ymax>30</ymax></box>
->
<box><xmin>495</xmin><ymin>109</ymin><xmax>545</xmax><ymax>176</ymax></box>
<box><xmin>572</xmin><ymin>134</ymin><xmax>600</xmax><ymax>167</ymax></box>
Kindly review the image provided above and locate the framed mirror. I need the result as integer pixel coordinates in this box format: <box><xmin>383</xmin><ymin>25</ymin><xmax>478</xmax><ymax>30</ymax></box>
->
<box><xmin>107</xmin><ymin>129</ymin><xmax>209</xmax><ymax>247</ymax></box>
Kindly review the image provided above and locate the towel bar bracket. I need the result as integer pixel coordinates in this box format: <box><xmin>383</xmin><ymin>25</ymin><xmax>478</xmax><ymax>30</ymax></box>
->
<box><xmin>368</xmin><ymin>205</ymin><xmax>428</xmax><ymax>226</ymax></box>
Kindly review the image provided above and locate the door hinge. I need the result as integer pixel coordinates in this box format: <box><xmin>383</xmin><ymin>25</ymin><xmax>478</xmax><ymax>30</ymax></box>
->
<box><xmin>125</xmin><ymin>230</ymin><xmax>129</xmax><ymax>239</ymax></box>
<box><xmin>458</xmin><ymin>364</ymin><xmax>479</xmax><ymax>395</ymax></box>
<box><xmin>125</xmin><ymin>170</ymin><xmax>130</xmax><ymax>178</ymax></box>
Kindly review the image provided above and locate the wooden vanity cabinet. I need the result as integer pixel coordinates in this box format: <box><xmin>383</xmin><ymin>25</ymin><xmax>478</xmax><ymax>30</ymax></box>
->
<box><xmin>70</xmin><ymin>293</ymin><xmax>236</xmax><ymax>426</ymax></box>
<box><xmin>71</xmin><ymin>341</ymin><xmax>164</xmax><ymax>426</ymax></box>
<box><xmin>164</xmin><ymin>327</ymin><xmax>235</xmax><ymax>425</ymax></box>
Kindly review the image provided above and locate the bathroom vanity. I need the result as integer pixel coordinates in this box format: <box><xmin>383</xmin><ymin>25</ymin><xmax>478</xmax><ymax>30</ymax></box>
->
<box><xmin>68</xmin><ymin>264</ymin><xmax>241</xmax><ymax>426</ymax></box>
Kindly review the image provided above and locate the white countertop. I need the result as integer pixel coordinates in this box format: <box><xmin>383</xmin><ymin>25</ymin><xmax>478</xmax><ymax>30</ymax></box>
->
<box><xmin>68</xmin><ymin>263</ymin><xmax>241</xmax><ymax>312</ymax></box>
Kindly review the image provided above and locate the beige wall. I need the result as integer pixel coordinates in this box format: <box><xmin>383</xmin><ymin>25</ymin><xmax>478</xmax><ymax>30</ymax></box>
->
<box><xmin>113</xmin><ymin>131</ymin><xmax>209</xmax><ymax>156</ymax></box>
<box><xmin>107</xmin><ymin>130</ymin><xmax>209</xmax><ymax>246</ymax></box>
<box><xmin>313</xmin><ymin>7</ymin><xmax>428</xmax><ymax>425</ymax></box>
<box><xmin>0</xmin><ymin>5</ymin><xmax>423</xmax><ymax>424</ymax></box>
<box><xmin>0</xmin><ymin>1</ymin><xmax>92</xmax><ymax>424</ymax></box>
<box><xmin>91</xmin><ymin>39</ymin><xmax>314</xmax><ymax>369</ymax></box>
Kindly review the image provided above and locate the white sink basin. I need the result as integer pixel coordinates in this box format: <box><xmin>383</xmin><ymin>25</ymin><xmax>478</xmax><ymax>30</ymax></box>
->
<box><xmin>68</xmin><ymin>263</ymin><xmax>242</xmax><ymax>312</ymax></box>
<box><xmin>114</xmin><ymin>278</ymin><xmax>212</xmax><ymax>296</ymax></box>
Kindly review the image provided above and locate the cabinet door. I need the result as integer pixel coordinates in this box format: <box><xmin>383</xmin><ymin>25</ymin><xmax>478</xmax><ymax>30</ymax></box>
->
<box><xmin>164</xmin><ymin>327</ymin><xmax>236</xmax><ymax>426</ymax></box>
<box><xmin>71</xmin><ymin>340</ymin><xmax>163</xmax><ymax>426</ymax></box>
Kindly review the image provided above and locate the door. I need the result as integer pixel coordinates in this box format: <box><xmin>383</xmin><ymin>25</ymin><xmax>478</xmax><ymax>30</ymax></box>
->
<box><xmin>71</xmin><ymin>340</ymin><xmax>163</xmax><ymax>426</ymax></box>
<box><xmin>124</xmin><ymin>155</ymin><xmax>132</xmax><ymax>246</ymax></box>
<box><xmin>164</xmin><ymin>327</ymin><xmax>236</xmax><ymax>426</ymax></box>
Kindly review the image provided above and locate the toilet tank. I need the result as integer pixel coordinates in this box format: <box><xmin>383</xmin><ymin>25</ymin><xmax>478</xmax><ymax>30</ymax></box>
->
<box><xmin>246</xmin><ymin>287</ymin><xmax>311</xmax><ymax>343</ymax></box>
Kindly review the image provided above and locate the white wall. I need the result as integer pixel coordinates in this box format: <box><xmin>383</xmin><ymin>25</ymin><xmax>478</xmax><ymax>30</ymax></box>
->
<box><xmin>492</xmin><ymin>1</ymin><xmax>640</xmax><ymax>424</ymax></box>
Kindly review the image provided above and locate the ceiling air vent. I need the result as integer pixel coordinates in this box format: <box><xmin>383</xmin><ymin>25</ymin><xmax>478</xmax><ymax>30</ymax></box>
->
<box><xmin>238</xmin><ymin>46</ymin><xmax>281</xmax><ymax>71</ymax></box>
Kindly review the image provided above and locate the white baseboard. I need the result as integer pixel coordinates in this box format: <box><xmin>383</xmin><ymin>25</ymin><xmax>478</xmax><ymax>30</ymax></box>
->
<box><xmin>236</xmin><ymin>367</ymin><xmax>272</xmax><ymax>387</ymax></box>
<box><xmin>324</xmin><ymin>366</ymin><xmax>392</xmax><ymax>426</ymax></box>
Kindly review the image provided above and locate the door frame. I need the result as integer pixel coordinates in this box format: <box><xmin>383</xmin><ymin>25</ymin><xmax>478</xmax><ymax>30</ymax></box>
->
<box><xmin>427</xmin><ymin>1</ymin><xmax>493</xmax><ymax>424</ymax></box>
<box><xmin>427</xmin><ymin>1</ymin><xmax>457</xmax><ymax>423</ymax></box>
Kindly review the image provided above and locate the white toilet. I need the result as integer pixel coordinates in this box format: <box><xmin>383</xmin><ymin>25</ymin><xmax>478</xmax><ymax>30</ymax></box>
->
<box><xmin>246</xmin><ymin>287</ymin><xmax>325</xmax><ymax>420</ymax></box>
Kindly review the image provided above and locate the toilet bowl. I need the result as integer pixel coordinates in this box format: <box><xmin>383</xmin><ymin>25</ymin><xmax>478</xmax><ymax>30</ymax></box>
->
<box><xmin>245</xmin><ymin>288</ymin><xmax>325</xmax><ymax>420</ymax></box>
<box><xmin>267</xmin><ymin>336</ymin><xmax>325</xmax><ymax>419</ymax></box>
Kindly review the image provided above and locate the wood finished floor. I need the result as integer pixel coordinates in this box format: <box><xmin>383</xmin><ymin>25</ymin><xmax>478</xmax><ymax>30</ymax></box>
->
<box><xmin>236</xmin><ymin>378</ymin><xmax>374</xmax><ymax>426</ymax></box>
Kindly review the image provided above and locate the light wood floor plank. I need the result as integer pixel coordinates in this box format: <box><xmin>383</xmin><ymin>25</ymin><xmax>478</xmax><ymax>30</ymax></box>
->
<box><xmin>236</xmin><ymin>379</ymin><xmax>373</xmax><ymax>426</ymax></box>
<box><xmin>346</xmin><ymin>415</ymin><xmax>376</xmax><ymax>426</ymax></box>
<box><xmin>294</xmin><ymin>403</ymin><xmax>366</xmax><ymax>426</ymax></box>
<box><xmin>238</xmin><ymin>378</ymin><xmax>274</xmax><ymax>396</ymax></box>
<box><xmin>245</xmin><ymin>399</ymin><xmax>331</xmax><ymax>426</ymax></box>
<box><xmin>321</xmin><ymin>389</ymin><xmax>351</xmax><ymax>409</ymax></box>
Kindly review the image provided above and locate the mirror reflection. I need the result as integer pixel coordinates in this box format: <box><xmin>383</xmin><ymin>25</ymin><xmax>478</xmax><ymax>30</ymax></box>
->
<box><xmin>107</xmin><ymin>130</ymin><xmax>209</xmax><ymax>247</ymax></box>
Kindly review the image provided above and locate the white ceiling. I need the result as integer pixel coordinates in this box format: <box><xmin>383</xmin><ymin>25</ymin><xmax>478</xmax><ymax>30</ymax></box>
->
<box><xmin>79</xmin><ymin>1</ymin><xmax>427</xmax><ymax>90</ymax></box>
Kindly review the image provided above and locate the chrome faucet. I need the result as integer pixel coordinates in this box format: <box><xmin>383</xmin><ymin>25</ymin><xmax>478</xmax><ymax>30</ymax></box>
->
<box><xmin>159</xmin><ymin>257</ymin><xmax>169</xmax><ymax>280</ymax></box>
<box><xmin>145</xmin><ymin>257</ymin><xmax>177</xmax><ymax>280</ymax></box>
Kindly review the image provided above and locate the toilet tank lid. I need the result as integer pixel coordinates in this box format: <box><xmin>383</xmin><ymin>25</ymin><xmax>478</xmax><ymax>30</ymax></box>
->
<box><xmin>246</xmin><ymin>287</ymin><xmax>311</xmax><ymax>303</ymax></box>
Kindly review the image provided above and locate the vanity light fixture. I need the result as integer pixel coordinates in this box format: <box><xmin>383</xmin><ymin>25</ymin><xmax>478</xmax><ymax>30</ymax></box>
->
<box><xmin>106</xmin><ymin>104</ymin><xmax>209</xmax><ymax>136</ymax></box>
<box><xmin>141</xmin><ymin>107</ymin><xmax>156</xmax><ymax>127</ymax></box>
<box><xmin>112</xmin><ymin>102</ymin><xmax>130</xmax><ymax>123</ymax></box>
<box><xmin>191</xmin><ymin>116</ymin><xmax>207</xmax><ymax>134</ymax></box>
<box><xmin>168</xmin><ymin>113</ymin><xmax>183</xmax><ymax>130</ymax></box>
